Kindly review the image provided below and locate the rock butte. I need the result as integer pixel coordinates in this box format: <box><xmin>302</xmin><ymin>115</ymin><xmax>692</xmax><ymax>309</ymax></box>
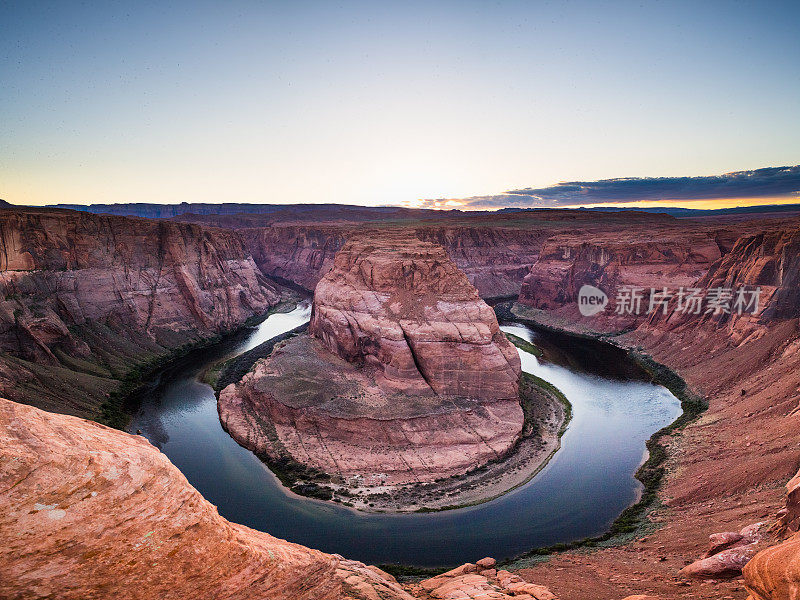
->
<box><xmin>219</xmin><ymin>232</ymin><xmax>524</xmax><ymax>486</ymax></box>
<box><xmin>309</xmin><ymin>232</ymin><xmax>521</xmax><ymax>401</ymax></box>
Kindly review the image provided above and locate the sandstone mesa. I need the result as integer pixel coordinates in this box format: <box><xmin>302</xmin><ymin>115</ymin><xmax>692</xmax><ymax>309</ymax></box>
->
<box><xmin>219</xmin><ymin>232</ymin><xmax>526</xmax><ymax>490</ymax></box>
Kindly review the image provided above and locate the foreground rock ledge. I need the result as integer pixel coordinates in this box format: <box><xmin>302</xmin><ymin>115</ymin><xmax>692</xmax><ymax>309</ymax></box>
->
<box><xmin>0</xmin><ymin>397</ymin><xmax>568</xmax><ymax>600</ymax></box>
<box><xmin>0</xmin><ymin>398</ymin><xmax>411</xmax><ymax>600</ymax></box>
<box><xmin>219</xmin><ymin>232</ymin><xmax>526</xmax><ymax>491</ymax></box>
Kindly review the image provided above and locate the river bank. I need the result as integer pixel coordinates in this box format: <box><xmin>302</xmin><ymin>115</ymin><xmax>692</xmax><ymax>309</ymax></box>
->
<box><xmin>497</xmin><ymin>302</ymin><xmax>708</xmax><ymax>569</ymax></box>
<box><xmin>216</xmin><ymin>327</ymin><xmax>570</xmax><ymax>513</ymax></box>
<box><xmin>128</xmin><ymin>302</ymin><xmax>682</xmax><ymax>567</ymax></box>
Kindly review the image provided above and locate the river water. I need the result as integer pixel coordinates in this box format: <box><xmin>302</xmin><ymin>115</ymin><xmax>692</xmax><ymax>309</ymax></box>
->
<box><xmin>128</xmin><ymin>303</ymin><xmax>681</xmax><ymax>567</ymax></box>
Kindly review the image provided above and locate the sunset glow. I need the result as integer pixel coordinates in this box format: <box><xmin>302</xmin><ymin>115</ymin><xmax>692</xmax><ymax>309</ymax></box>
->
<box><xmin>2</xmin><ymin>1</ymin><xmax>798</xmax><ymax>209</ymax></box>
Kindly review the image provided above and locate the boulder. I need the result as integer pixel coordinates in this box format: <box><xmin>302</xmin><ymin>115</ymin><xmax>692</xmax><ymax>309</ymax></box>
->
<box><xmin>743</xmin><ymin>531</ymin><xmax>800</xmax><ymax>600</ymax></box>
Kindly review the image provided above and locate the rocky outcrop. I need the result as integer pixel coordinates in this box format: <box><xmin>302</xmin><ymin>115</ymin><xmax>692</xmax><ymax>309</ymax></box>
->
<box><xmin>695</xmin><ymin>227</ymin><xmax>800</xmax><ymax>321</ymax></box>
<box><xmin>0</xmin><ymin>397</ymin><xmax>412</xmax><ymax>600</ymax></box>
<box><xmin>773</xmin><ymin>468</ymin><xmax>800</xmax><ymax>536</ymax></box>
<box><xmin>411</xmin><ymin>560</ymin><xmax>558</xmax><ymax>600</ymax></box>
<box><xmin>220</xmin><ymin>233</ymin><xmax>525</xmax><ymax>489</ymax></box>
<box><xmin>741</xmin><ymin>468</ymin><xmax>800</xmax><ymax>600</ymax></box>
<box><xmin>743</xmin><ymin>531</ymin><xmax>800</xmax><ymax>600</ymax></box>
<box><xmin>0</xmin><ymin>207</ymin><xmax>279</xmax><ymax>419</ymax></box>
<box><xmin>679</xmin><ymin>522</ymin><xmax>765</xmax><ymax>579</ymax></box>
<box><xmin>309</xmin><ymin>232</ymin><xmax>521</xmax><ymax>400</ymax></box>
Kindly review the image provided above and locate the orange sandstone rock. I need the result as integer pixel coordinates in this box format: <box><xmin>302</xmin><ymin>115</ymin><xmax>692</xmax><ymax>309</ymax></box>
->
<box><xmin>744</xmin><ymin>532</ymin><xmax>800</xmax><ymax>600</ymax></box>
<box><xmin>0</xmin><ymin>397</ymin><xmax>410</xmax><ymax>600</ymax></box>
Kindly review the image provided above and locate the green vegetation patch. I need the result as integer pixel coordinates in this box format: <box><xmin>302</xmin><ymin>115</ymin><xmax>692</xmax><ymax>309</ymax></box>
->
<box><xmin>497</xmin><ymin>309</ymin><xmax>709</xmax><ymax>570</ymax></box>
<box><xmin>504</xmin><ymin>331</ymin><xmax>543</xmax><ymax>357</ymax></box>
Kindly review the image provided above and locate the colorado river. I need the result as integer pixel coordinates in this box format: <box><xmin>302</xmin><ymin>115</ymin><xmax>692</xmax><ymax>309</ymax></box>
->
<box><xmin>128</xmin><ymin>302</ymin><xmax>681</xmax><ymax>567</ymax></box>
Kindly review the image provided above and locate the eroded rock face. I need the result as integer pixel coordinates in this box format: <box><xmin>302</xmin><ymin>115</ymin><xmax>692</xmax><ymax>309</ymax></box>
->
<box><xmin>309</xmin><ymin>232</ymin><xmax>521</xmax><ymax>400</ymax></box>
<box><xmin>774</xmin><ymin>469</ymin><xmax>800</xmax><ymax>536</ymax></box>
<box><xmin>246</xmin><ymin>222</ymin><xmax>546</xmax><ymax>297</ymax></box>
<box><xmin>247</xmin><ymin>225</ymin><xmax>349</xmax><ymax>291</ymax></box>
<box><xmin>744</xmin><ymin>532</ymin><xmax>800</xmax><ymax>600</ymax></box>
<box><xmin>412</xmin><ymin>562</ymin><xmax>559</xmax><ymax>600</ymax></box>
<box><xmin>742</xmin><ymin>467</ymin><xmax>800</xmax><ymax>600</ymax></box>
<box><xmin>517</xmin><ymin>232</ymin><xmax>723</xmax><ymax>320</ymax></box>
<box><xmin>696</xmin><ymin>227</ymin><xmax>800</xmax><ymax>321</ymax></box>
<box><xmin>220</xmin><ymin>232</ymin><xmax>524</xmax><ymax>487</ymax></box>
<box><xmin>219</xmin><ymin>334</ymin><xmax>526</xmax><ymax>485</ymax></box>
<box><xmin>0</xmin><ymin>207</ymin><xmax>279</xmax><ymax>418</ymax></box>
<box><xmin>0</xmin><ymin>397</ymin><xmax>412</xmax><ymax>600</ymax></box>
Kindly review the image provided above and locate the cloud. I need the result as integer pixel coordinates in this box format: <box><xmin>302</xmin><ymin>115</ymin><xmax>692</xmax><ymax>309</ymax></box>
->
<box><xmin>410</xmin><ymin>166</ymin><xmax>800</xmax><ymax>210</ymax></box>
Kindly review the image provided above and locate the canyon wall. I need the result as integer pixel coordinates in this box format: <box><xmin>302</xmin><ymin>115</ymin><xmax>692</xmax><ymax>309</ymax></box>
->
<box><xmin>247</xmin><ymin>225</ymin><xmax>349</xmax><ymax>291</ymax></box>
<box><xmin>511</xmin><ymin>219</ymin><xmax>800</xmax><ymax>599</ymax></box>
<box><xmin>517</xmin><ymin>229</ymin><xmax>725</xmax><ymax>320</ymax></box>
<box><xmin>7</xmin><ymin>203</ymin><xmax>800</xmax><ymax>598</ymax></box>
<box><xmin>0</xmin><ymin>207</ymin><xmax>280</xmax><ymax>420</ymax></box>
<box><xmin>247</xmin><ymin>223</ymin><xmax>546</xmax><ymax>297</ymax></box>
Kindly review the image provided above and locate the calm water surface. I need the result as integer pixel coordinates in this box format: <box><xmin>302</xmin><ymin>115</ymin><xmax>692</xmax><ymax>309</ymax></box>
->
<box><xmin>128</xmin><ymin>304</ymin><xmax>681</xmax><ymax>567</ymax></box>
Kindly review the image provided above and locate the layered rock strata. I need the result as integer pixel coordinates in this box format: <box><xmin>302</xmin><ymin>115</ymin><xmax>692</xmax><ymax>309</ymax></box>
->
<box><xmin>517</xmin><ymin>231</ymin><xmax>724</xmax><ymax>323</ymax></box>
<box><xmin>245</xmin><ymin>224</ymin><xmax>546</xmax><ymax>297</ymax></box>
<box><xmin>220</xmin><ymin>233</ymin><xmax>523</xmax><ymax>487</ymax></box>
<box><xmin>309</xmin><ymin>232</ymin><xmax>522</xmax><ymax>399</ymax></box>
<box><xmin>0</xmin><ymin>207</ymin><xmax>279</xmax><ymax>418</ymax></box>
<box><xmin>511</xmin><ymin>220</ymin><xmax>800</xmax><ymax>599</ymax></box>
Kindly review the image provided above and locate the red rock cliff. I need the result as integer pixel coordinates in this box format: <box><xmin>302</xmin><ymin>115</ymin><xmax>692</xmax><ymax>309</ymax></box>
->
<box><xmin>246</xmin><ymin>223</ymin><xmax>545</xmax><ymax>298</ymax></box>
<box><xmin>0</xmin><ymin>207</ymin><xmax>279</xmax><ymax>418</ymax></box>
<box><xmin>518</xmin><ymin>230</ymin><xmax>723</xmax><ymax>318</ymax></box>
<box><xmin>309</xmin><ymin>232</ymin><xmax>521</xmax><ymax>400</ymax></box>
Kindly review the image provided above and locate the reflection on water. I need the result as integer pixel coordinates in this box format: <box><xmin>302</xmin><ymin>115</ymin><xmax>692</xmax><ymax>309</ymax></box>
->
<box><xmin>128</xmin><ymin>305</ymin><xmax>681</xmax><ymax>567</ymax></box>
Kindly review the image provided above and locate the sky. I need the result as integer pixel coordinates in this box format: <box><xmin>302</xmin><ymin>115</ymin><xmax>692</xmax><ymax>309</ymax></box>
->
<box><xmin>1</xmin><ymin>0</ymin><xmax>799</xmax><ymax>209</ymax></box>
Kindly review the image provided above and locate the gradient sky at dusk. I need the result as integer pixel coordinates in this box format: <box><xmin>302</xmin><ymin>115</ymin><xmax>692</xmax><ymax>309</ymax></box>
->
<box><xmin>2</xmin><ymin>1</ymin><xmax>799</xmax><ymax>208</ymax></box>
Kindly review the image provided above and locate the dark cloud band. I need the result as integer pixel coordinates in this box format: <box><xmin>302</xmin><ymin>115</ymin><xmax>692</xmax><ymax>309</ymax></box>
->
<box><xmin>437</xmin><ymin>166</ymin><xmax>800</xmax><ymax>209</ymax></box>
